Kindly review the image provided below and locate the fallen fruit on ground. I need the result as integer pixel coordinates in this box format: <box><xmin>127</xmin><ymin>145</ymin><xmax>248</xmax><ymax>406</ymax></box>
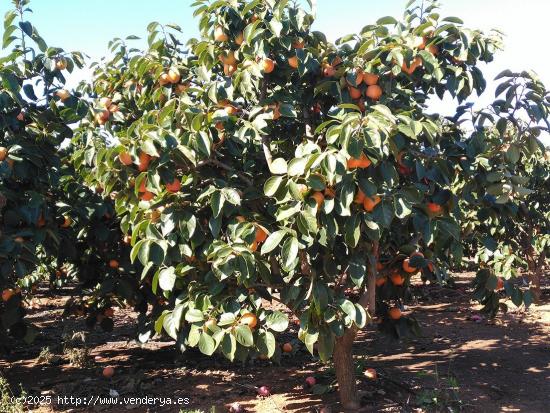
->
<box><xmin>305</xmin><ymin>376</ymin><xmax>317</xmax><ymax>387</ymax></box>
<box><xmin>388</xmin><ymin>307</ymin><xmax>402</xmax><ymax>320</ymax></box>
<box><xmin>364</xmin><ymin>368</ymin><xmax>377</xmax><ymax>380</ymax></box>
<box><xmin>257</xmin><ymin>386</ymin><xmax>271</xmax><ymax>397</ymax></box>
<box><xmin>102</xmin><ymin>366</ymin><xmax>115</xmax><ymax>378</ymax></box>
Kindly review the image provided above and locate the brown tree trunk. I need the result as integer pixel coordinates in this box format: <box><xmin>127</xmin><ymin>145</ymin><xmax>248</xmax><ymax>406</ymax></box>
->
<box><xmin>530</xmin><ymin>251</ymin><xmax>546</xmax><ymax>302</ymax></box>
<box><xmin>333</xmin><ymin>329</ymin><xmax>360</xmax><ymax>411</ymax></box>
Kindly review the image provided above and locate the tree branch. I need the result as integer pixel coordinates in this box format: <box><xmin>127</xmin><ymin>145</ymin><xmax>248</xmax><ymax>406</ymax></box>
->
<box><xmin>259</xmin><ymin>79</ymin><xmax>273</xmax><ymax>168</ymax></box>
<box><xmin>198</xmin><ymin>158</ymin><xmax>254</xmax><ymax>187</ymax></box>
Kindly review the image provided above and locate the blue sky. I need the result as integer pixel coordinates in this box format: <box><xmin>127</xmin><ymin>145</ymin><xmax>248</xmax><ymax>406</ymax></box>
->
<box><xmin>2</xmin><ymin>0</ymin><xmax>549</xmax><ymax>142</ymax></box>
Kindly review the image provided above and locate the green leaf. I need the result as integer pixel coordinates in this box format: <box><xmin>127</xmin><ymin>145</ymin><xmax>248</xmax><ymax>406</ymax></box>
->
<box><xmin>264</xmin><ymin>176</ymin><xmax>284</xmax><ymax>197</ymax></box>
<box><xmin>221</xmin><ymin>333</ymin><xmax>237</xmax><ymax>361</ymax></box>
<box><xmin>221</xmin><ymin>188</ymin><xmax>241</xmax><ymax>205</ymax></box>
<box><xmin>141</xmin><ymin>139</ymin><xmax>159</xmax><ymax>157</ymax></box>
<box><xmin>270</xmin><ymin>158</ymin><xmax>288</xmax><ymax>175</ymax></box>
<box><xmin>185</xmin><ymin>308</ymin><xmax>205</xmax><ymax>323</ymax></box>
<box><xmin>234</xmin><ymin>325</ymin><xmax>254</xmax><ymax>347</ymax></box>
<box><xmin>317</xmin><ymin>325</ymin><xmax>334</xmax><ymax>362</ymax></box>
<box><xmin>218</xmin><ymin>313</ymin><xmax>236</xmax><ymax>326</ymax></box>
<box><xmin>261</xmin><ymin>230</ymin><xmax>286</xmax><ymax>254</ymax></box>
<box><xmin>198</xmin><ymin>333</ymin><xmax>216</xmax><ymax>355</ymax></box>
<box><xmin>281</xmin><ymin>236</ymin><xmax>299</xmax><ymax>270</ymax></box>
<box><xmin>158</xmin><ymin>267</ymin><xmax>176</xmax><ymax>291</ymax></box>
<box><xmin>442</xmin><ymin>16</ymin><xmax>464</xmax><ymax>24</ymax></box>
<box><xmin>393</xmin><ymin>194</ymin><xmax>412</xmax><ymax>218</ymax></box>
<box><xmin>211</xmin><ymin>191</ymin><xmax>224</xmax><ymax>217</ymax></box>
<box><xmin>265</xmin><ymin>311</ymin><xmax>289</xmax><ymax>332</ymax></box>
<box><xmin>257</xmin><ymin>330</ymin><xmax>276</xmax><ymax>357</ymax></box>
<box><xmin>376</xmin><ymin>16</ymin><xmax>398</xmax><ymax>25</ymax></box>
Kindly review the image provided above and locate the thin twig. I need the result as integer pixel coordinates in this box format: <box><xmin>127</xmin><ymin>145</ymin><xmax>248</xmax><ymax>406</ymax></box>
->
<box><xmin>198</xmin><ymin>158</ymin><xmax>253</xmax><ymax>187</ymax></box>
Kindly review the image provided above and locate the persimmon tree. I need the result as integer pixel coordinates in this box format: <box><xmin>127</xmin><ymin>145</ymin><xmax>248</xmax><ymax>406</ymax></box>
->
<box><xmin>0</xmin><ymin>0</ymin><xmax>90</xmax><ymax>343</ymax></box>
<box><xmin>0</xmin><ymin>0</ymin><xmax>138</xmax><ymax>345</ymax></box>
<box><xmin>454</xmin><ymin>71</ymin><xmax>550</xmax><ymax>309</ymax></box>
<box><xmin>73</xmin><ymin>0</ymin><xmax>519</xmax><ymax>409</ymax></box>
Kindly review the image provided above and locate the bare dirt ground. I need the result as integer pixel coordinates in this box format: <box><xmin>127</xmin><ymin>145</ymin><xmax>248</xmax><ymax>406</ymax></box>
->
<box><xmin>1</xmin><ymin>272</ymin><xmax>549</xmax><ymax>413</ymax></box>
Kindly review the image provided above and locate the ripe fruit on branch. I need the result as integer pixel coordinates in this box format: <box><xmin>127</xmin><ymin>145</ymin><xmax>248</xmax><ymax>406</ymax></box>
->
<box><xmin>55</xmin><ymin>89</ymin><xmax>70</xmax><ymax>101</ymax></box>
<box><xmin>390</xmin><ymin>272</ymin><xmax>405</xmax><ymax>286</ymax></box>
<box><xmin>261</xmin><ymin>58</ymin><xmax>275</xmax><ymax>73</ymax></box>
<box><xmin>401</xmin><ymin>56</ymin><xmax>422</xmax><ymax>75</ymax></box>
<box><xmin>324</xmin><ymin>187</ymin><xmax>336</xmax><ymax>199</ymax></box>
<box><xmin>219</xmin><ymin>51</ymin><xmax>237</xmax><ymax>66</ymax></box>
<box><xmin>363</xmin><ymin>72</ymin><xmax>379</xmax><ymax>86</ymax></box>
<box><xmin>364</xmin><ymin>368</ymin><xmax>377</xmax><ymax>380</ymax></box>
<box><xmin>138</xmin><ymin>153</ymin><xmax>151</xmax><ymax>172</ymax></box>
<box><xmin>365</xmin><ymin>85</ymin><xmax>382</xmax><ymax>101</ymax></box>
<box><xmin>311</xmin><ymin>191</ymin><xmax>325</xmax><ymax>209</ymax></box>
<box><xmin>375</xmin><ymin>277</ymin><xmax>386</xmax><ymax>287</ymax></box>
<box><xmin>138</xmin><ymin>178</ymin><xmax>148</xmax><ymax>193</ymax></box>
<box><xmin>2</xmin><ymin>289</ymin><xmax>14</xmax><ymax>302</ymax></box>
<box><xmin>402</xmin><ymin>252</ymin><xmax>424</xmax><ymax>273</ymax></box>
<box><xmin>255</xmin><ymin>227</ymin><xmax>268</xmax><ymax>243</ymax></box>
<box><xmin>282</xmin><ymin>342</ymin><xmax>293</xmax><ymax>353</ymax></box>
<box><xmin>118</xmin><ymin>152</ymin><xmax>132</xmax><ymax>166</ymax></box>
<box><xmin>214</xmin><ymin>25</ymin><xmax>228</xmax><ymax>42</ymax></box>
<box><xmin>0</xmin><ymin>147</ymin><xmax>7</xmax><ymax>161</ymax></box>
<box><xmin>109</xmin><ymin>259</ymin><xmax>119</xmax><ymax>269</ymax></box>
<box><xmin>426</xmin><ymin>202</ymin><xmax>443</xmax><ymax>215</ymax></box>
<box><xmin>166</xmin><ymin>178</ymin><xmax>181</xmax><ymax>193</ymax></box>
<box><xmin>223</xmin><ymin>63</ymin><xmax>237</xmax><ymax>76</ymax></box>
<box><xmin>167</xmin><ymin>68</ymin><xmax>181</xmax><ymax>84</ymax></box>
<box><xmin>347</xmin><ymin>153</ymin><xmax>371</xmax><ymax>169</ymax></box>
<box><xmin>95</xmin><ymin>110</ymin><xmax>110</xmax><ymax>125</ymax></box>
<box><xmin>427</xmin><ymin>44</ymin><xmax>439</xmax><ymax>55</ymax></box>
<box><xmin>159</xmin><ymin>73</ymin><xmax>170</xmax><ymax>86</ymax></box>
<box><xmin>363</xmin><ymin>195</ymin><xmax>381</xmax><ymax>212</ymax></box>
<box><xmin>61</xmin><ymin>216</ymin><xmax>72</xmax><ymax>228</ymax></box>
<box><xmin>288</xmin><ymin>55</ymin><xmax>298</xmax><ymax>69</ymax></box>
<box><xmin>99</xmin><ymin>97</ymin><xmax>112</xmax><ymax>108</ymax></box>
<box><xmin>240</xmin><ymin>312</ymin><xmax>257</xmax><ymax>329</ymax></box>
<box><xmin>348</xmin><ymin>86</ymin><xmax>361</xmax><ymax>100</ymax></box>
<box><xmin>496</xmin><ymin>278</ymin><xmax>504</xmax><ymax>290</ymax></box>
<box><xmin>235</xmin><ymin>32</ymin><xmax>244</xmax><ymax>46</ymax></box>
<box><xmin>354</xmin><ymin>189</ymin><xmax>366</xmax><ymax>204</ymax></box>
<box><xmin>388</xmin><ymin>307</ymin><xmax>402</xmax><ymax>320</ymax></box>
<box><xmin>322</xmin><ymin>64</ymin><xmax>336</xmax><ymax>77</ymax></box>
<box><xmin>55</xmin><ymin>57</ymin><xmax>67</xmax><ymax>70</ymax></box>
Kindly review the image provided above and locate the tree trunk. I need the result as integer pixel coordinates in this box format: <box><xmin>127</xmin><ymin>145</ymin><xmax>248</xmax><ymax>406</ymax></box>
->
<box><xmin>333</xmin><ymin>329</ymin><xmax>360</xmax><ymax>411</ymax></box>
<box><xmin>530</xmin><ymin>250</ymin><xmax>546</xmax><ymax>302</ymax></box>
